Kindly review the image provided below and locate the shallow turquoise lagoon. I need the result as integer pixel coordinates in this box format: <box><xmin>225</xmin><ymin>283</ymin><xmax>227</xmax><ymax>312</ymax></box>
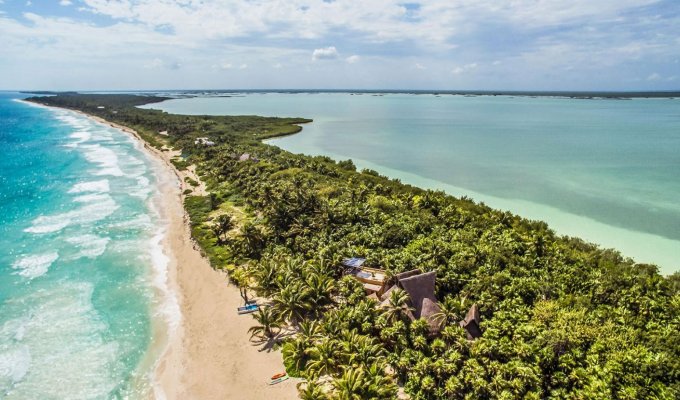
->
<box><xmin>144</xmin><ymin>93</ymin><xmax>680</xmax><ymax>273</ymax></box>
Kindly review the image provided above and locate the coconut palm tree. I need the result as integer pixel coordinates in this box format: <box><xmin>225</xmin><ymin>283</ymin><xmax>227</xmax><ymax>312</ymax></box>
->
<box><xmin>298</xmin><ymin>380</ymin><xmax>329</xmax><ymax>400</ymax></box>
<box><xmin>282</xmin><ymin>338</ymin><xmax>309</xmax><ymax>375</ymax></box>
<box><xmin>272</xmin><ymin>283</ymin><xmax>312</xmax><ymax>325</ymax></box>
<box><xmin>432</xmin><ymin>295</ymin><xmax>461</xmax><ymax>330</ymax></box>
<box><xmin>306</xmin><ymin>338</ymin><xmax>343</xmax><ymax>378</ymax></box>
<box><xmin>252</xmin><ymin>258</ymin><xmax>278</xmax><ymax>296</ymax></box>
<box><xmin>298</xmin><ymin>320</ymin><xmax>323</xmax><ymax>345</ymax></box>
<box><xmin>380</xmin><ymin>288</ymin><xmax>413</xmax><ymax>324</ymax></box>
<box><xmin>346</xmin><ymin>335</ymin><xmax>384</xmax><ymax>368</ymax></box>
<box><xmin>306</xmin><ymin>272</ymin><xmax>336</xmax><ymax>309</ymax></box>
<box><xmin>248</xmin><ymin>306</ymin><xmax>282</xmax><ymax>340</ymax></box>
<box><xmin>331</xmin><ymin>368</ymin><xmax>366</xmax><ymax>400</ymax></box>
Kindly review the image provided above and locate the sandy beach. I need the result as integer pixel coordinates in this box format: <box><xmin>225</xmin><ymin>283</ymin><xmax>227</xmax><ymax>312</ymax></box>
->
<box><xmin>57</xmin><ymin>107</ymin><xmax>299</xmax><ymax>399</ymax></box>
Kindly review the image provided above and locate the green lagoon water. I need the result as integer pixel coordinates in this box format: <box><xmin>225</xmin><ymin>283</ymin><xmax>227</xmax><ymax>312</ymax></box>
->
<box><xmin>144</xmin><ymin>92</ymin><xmax>680</xmax><ymax>273</ymax></box>
<box><xmin>0</xmin><ymin>93</ymin><xmax>178</xmax><ymax>399</ymax></box>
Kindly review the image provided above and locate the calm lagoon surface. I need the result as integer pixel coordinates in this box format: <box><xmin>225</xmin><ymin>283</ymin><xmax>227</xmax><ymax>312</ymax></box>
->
<box><xmin>143</xmin><ymin>93</ymin><xmax>680</xmax><ymax>273</ymax></box>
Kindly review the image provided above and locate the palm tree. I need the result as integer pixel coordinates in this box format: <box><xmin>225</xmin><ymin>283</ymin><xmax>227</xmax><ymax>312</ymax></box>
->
<box><xmin>282</xmin><ymin>338</ymin><xmax>309</xmax><ymax>375</ymax></box>
<box><xmin>306</xmin><ymin>339</ymin><xmax>343</xmax><ymax>378</ymax></box>
<box><xmin>272</xmin><ymin>284</ymin><xmax>312</xmax><ymax>325</ymax></box>
<box><xmin>331</xmin><ymin>368</ymin><xmax>366</xmax><ymax>400</ymax></box>
<box><xmin>237</xmin><ymin>221</ymin><xmax>266</xmax><ymax>258</ymax></box>
<box><xmin>380</xmin><ymin>288</ymin><xmax>413</xmax><ymax>324</ymax></box>
<box><xmin>298</xmin><ymin>380</ymin><xmax>329</xmax><ymax>400</ymax></box>
<box><xmin>306</xmin><ymin>272</ymin><xmax>336</xmax><ymax>308</ymax></box>
<box><xmin>298</xmin><ymin>320</ymin><xmax>323</xmax><ymax>344</ymax></box>
<box><xmin>432</xmin><ymin>295</ymin><xmax>461</xmax><ymax>330</ymax></box>
<box><xmin>364</xmin><ymin>362</ymin><xmax>398</xmax><ymax>399</ymax></box>
<box><xmin>346</xmin><ymin>335</ymin><xmax>384</xmax><ymax>368</ymax></box>
<box><xmin>247</xmin><ymin>307</ymin><xmax>282</xmax><ymax>340</ymax></box>
<box><xmin>211</xmin><ymin>213</ymin><xmax>234</xmax><ymax>244</ymax></box>
<box><xmin>252</xmin><ymin>258</ymin><xmax>278</xmax><ymax>296</ymax></box>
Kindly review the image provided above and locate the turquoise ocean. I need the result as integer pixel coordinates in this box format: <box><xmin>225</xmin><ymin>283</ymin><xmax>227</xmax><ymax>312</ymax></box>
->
<box><xmin>0</xmin><ymin>93</ymin><xmax>178</xmax><ymax>399</ymax></box>
<box><xmin>144</xmin><ymin>92</ymin><xmax>680</xmax><ymax>274</ymax></box>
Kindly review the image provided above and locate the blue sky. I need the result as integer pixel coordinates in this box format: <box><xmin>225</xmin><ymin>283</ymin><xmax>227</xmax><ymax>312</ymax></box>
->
<box><xmin>0</xmin><ymin>0</ymin><xmax>678</xmax><ymax>90</ymax></box>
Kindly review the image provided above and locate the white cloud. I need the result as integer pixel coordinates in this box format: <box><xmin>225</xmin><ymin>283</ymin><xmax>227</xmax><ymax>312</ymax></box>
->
<box><xmin>312</xmin><ymin>46</ymin><xmax>339</xmax><ymax>61</ymax></box>
<box><xmin>144</xmin><ymin>58</ymin><xmax>164</xmax><ymax>69</ymax></box>
<box><xmin>59</xmin><ymin>0</ymin><xmax>73</xmax><ymax>6</ymax></box>
<box><xmin>346</xmin><ymin>55</ymin><xmax>360</xmax><ymax>64</ymax></box>
<box><xmin>451</xmin><ymin>63</ymin><xmax>478</xmax><ymax>75</ymax></box>
<box><xmin>647</xmin><ymin>72</ymin><xmax>661</xmax><ymax>81</ymax></box>
<box><xmin>144</xmin><ymin>58</ymin><xmax>180</xmax><ymax>70</ymax></box>
<box><xmin>0</xmin><ymin>0</ymin><xmax>677</xmax><ymax>90</ymax></box>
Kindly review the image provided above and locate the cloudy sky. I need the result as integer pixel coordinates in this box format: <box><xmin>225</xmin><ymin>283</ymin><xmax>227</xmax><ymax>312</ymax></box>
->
<box><xmin>0</xmin><ymin>0</ymin><xmax>678</xmax><ymax>90</ymax></box>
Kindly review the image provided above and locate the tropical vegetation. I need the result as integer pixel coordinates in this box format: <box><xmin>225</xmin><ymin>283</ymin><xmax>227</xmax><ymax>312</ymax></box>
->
<box><xmin>29</xmin><ymin>94</ymin><xmax>680</xmax><ymax>399</ymax></box>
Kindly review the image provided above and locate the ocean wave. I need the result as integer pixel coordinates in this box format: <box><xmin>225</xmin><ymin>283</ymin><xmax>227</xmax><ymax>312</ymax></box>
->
<box><xmin>73</xmin><ymin>193</ymin><xmax>111</xmax><ymax>203</ymax></box>
<box><xmin>0</xmin><ymin>282</ymin><xmax>120</xmax><ymax>398</ymax></box>
<box><xmin>80</xmin><ymin>144</ymin><xmax>124</xmax><ymax>177</ymax></box>
<box><xmin>68</xmin><ymin>179</ymin><xmax>110</xmax><ymax>194</ymax></box>
<box><xmin>68</xmin><ymin>130</ymin><xmax>92</xmax><ymax>146</ymax></box>
<box><xmin>24</xmin><ymin>195</ymin><xmax>119</xmax><ymax>234</ymax></box>
<box><xmin>149</xmin><ymin>229</ymin><xmax>181</xmax><ymax>333</ymax></box>
<box><xmin>11</xmin><ymin>252</ymin><xmax>59</xmax><ymax>279</ymax></box>
<box><xmin>65</xmin><ymin>234</ymin><xmax>110</xmax><ymax>259</ymax></box>
<box><xmin>107</xmin><ymin>214</ymin><xmax>153</xmax><ymax>231</ymax></box>
<box><xmin>0</xmin><ymin>344</ymin><xmax>31</xmax><ymax>388</ymax></box>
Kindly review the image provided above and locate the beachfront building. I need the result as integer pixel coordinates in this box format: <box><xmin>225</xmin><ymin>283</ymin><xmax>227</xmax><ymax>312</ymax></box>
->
<box><xmin>237</xmin><ymin>153</ymin><xmax>260</xmax><ymax>162</ymax></box>
<box><xmin>194</xmin><ymin>137</ymin><xmax>215</xmax><ymax>146</ymax></box>
<box><xmin>459</xmin><ymin>304</ymin><xmax>482</xmax><ymax>340</ymax></box>
<box><xmin>340</xmin><ymin>257</ymin><xmax>389</xmax><ymax>296</ymax></box>
<box><xmin>380</xmin><ymin>269</ymin><xmax>443</xmax><ymax>335</ymax></box>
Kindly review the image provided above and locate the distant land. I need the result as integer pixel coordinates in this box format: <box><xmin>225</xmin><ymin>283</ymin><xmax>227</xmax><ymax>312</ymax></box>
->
<box><xmin>18</xmin><ymin>89</ymin><xmax>680</xmax><ymax>99</ymax></box>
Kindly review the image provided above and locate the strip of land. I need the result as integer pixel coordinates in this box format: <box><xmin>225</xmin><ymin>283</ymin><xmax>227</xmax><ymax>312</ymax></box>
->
<box><xmin>32</xmin><ymin>102</ymin><xmax>299</xmax><ymax>400</ymax></box>
<box><xmin>26</xmin><ymin>94</ymin><xmax>679</xmax><ymax>400</ymax></box>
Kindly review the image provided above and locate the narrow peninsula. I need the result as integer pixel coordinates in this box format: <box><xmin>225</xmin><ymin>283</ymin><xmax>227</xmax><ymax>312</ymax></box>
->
<box><xmin>28</xmin><ymin>94</ymin><xmax>680</xmax><ymax>400</ymax></box>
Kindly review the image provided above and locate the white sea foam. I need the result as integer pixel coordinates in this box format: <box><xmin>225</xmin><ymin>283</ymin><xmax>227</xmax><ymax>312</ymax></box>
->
<box><xmin>73</xmin><ymin>193</ymin><xmax>110</xmax><ymax>203</ymax></box>
<box><xmin>0</xmin><ymin>344</ymin><xmax>31</xmax><ymax>392</ymax></box>
<box><xmin>24</xmin><ymin>195</ymin><xmax>119</xmax><ymax>234</ymax></box>
<box><xmin>23</xmin><ymin>219</ymin><xmax>70</xmax><ymax>234</ymax></box>
<box><xmin>149</xmin><ymin>228</ymin><xmax>181</xmax><ymax>333</ymax></box>
<box><xmin>137</xmin><ymin>176</ymin><xmax>150</xmax><ymax>187</ymax></box>
<box><xmin>68</xmin><ymin>130</ymin><xmax>92</xmax><ymax>145</ymax></box>
<box><xmin>68</xmin><ymin>179</ymin><xmax>110</xmax><ymax>194</ymax></box>
<box><xmin>107</xmin><ymin>214</ymin><xmax>153</xmax><ymax>231</ymax></box>
<box><xmin>128</xmin><ymin>175</ymin><xmax>152</xmax><ymax>199</ymax></box>
<box><xmin>0</xmin><ymin>283</ymin><xmax>120</xmax><ymax>398</ymax></box>
<box><xmin>65</xmin><ymin>235</ymin><xmax>110</xmax><ymax>259</ymax></box>
<box><xmin>81</xmin><ymin>144</ymin><xmax>124</xmax><ymax>177</ymax></box>
<box><xmin>11</xmin><ymin>252</ymin><xmax>59</xmax><ymax>279</ymax></box>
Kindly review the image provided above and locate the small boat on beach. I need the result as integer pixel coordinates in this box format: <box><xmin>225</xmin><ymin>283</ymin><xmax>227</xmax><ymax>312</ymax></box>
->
<box><xmin>268</xmin><ymin>375</ymin><xmax>289</xmax><ymax>385</ymax></box>
<box><xmin>237</xmin><ymin>303</ymin><xmax>259</xmax><ymax>314</ymax></box>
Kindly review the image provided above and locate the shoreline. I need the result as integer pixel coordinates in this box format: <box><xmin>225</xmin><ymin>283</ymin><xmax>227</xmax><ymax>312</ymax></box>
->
<box><xmin>265</xmin><ymin>137</ymin><xmax>680</xmax><ymax>275</ymax></box>
<box><xmin>25</xmin><ymin>101</ymin><xmax>299</xmax><ymax>400</ymax></box>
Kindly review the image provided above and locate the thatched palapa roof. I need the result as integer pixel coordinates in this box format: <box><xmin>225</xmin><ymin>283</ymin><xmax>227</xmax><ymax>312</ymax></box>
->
<box><xmin>459</xmin><ymin>304</ymin><xmax>482</xmax><ymax>339</ymax></box>
<box><xmin>398</xmin><ymin>271</ymin><xmax>442</xmax><ymax>333</ymax></box>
